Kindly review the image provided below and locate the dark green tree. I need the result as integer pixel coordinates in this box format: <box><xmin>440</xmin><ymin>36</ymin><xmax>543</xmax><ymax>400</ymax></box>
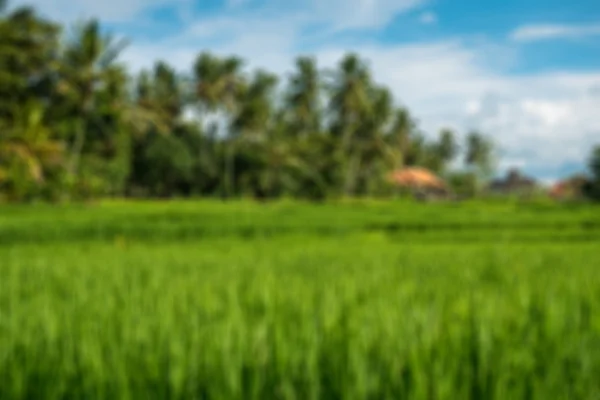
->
<box><xmin>327</xmin><ymin>53</ymin><xmax>374</xmax><ymax>195</ymax></box>
<box><xmin>437</xmin><ymin>128</ymin><xmax>459</xmax><ymax>165</ymax></box>
<box><xmin>465</xmin><ymin>131</ymin><xmax>494</xmax><ymax>175</ymax></box>
<box><xmin>284</xmin><ymin>56</ymin><xmax>321</xmax><ymax>136</ymax></box>
<box><xmin>583</xmin><ymin>145</ymin><xmax>600</xmax><ymax>200</ymax></box>
<box><xmin>385</xmin><ymin>108</ymin><xmax>414</xmax><ymax>170</ymax></box>
<box><xmin>464</xmin><ymin>131</ymin><xmax>495</xmax><ymax>195</ymax></box>
<box><xmin>193</xmin><ymin>52</ymin><xmax>245</xmax><ymax>197</ymax></box>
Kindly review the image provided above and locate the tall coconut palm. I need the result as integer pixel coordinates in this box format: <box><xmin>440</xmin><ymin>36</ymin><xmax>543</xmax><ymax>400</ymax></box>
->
<box><xmin>351</xmin><ymin>85</ymin><xmax>392</xmax><ymax>195</ymax></box>
<box><xmin>193</xmin><ymin>52</ymin><xmax>245</xmax><ymax>114</ymax></box>
<box><xmin>327</xmin><ymin>52</ymin><xmax>373</xmax><ymax>195</ymax></box>
<box><xmin>465</xmin><ymin>131</ymin><xmax>493</xmax><ymax>173</ymax></box>
<box><xmin>192</xmin><ymin>52</ymin><xmax>245</xmax><ymax>197</ymax></box>
<box><xmin>152</xmin><ymin>61</ymin><xmax>184</xmax><ymax>124</ymax></box>
<box><xmin>0</xmin><ymin>4</ymin><xmax>60</xmax><ymax>120</ymax></box>
<box><xmin>421</xmin><ymin>128</ymin><xmax>459</xmax><ymax>175</ymax></box>
<box><xmin>584</xmin><ymin>145</ymin><xmax>600</xmax><ymax>200</ymax></box>
<box><xmin>129</xmin><ymin>68</ymin><xmax>171</xmax><ymax>136</ymax></box>
<box><xmin>437</xmin><ymin>128</ymin><xmax>459</xmax><ymax>165</ymax></box>
<box><xmin>231</xmin><ymin>70</ymin><xmax>278</xmax><ymax>140</ymax></box>
<box><xmin>588</xmin><ymin>145</ymin><xmax>600</xmax><ymax>180</ymax></box>
<box><xmin>236</xmin><ymin>110</ymin><xmax>323</xmax><ymax>199</ymax></box>
<box><xmin>385</xmin><ymin>107</ymin><xmax>414</xmax><ymax>170</ymax></box>
<box><xmin>327</xmin><ymin>53</ymin><xmax>372</xmax><ymax>146</ymax></box>
<box><xmin>284</xmin><ymin>56</ymin><xmax>321</xmax><ymax>136</ymax></box>
<box><xmin>131</xmin><ymin>61</ymin><xmax>182</xmax><ymax>134</ymax></box>
<box><xmin>465</xmin><ymin>131</ymin><xmax>495</xmax><ymax>192</ymax></box>
<box><xmin>404</xmin><ymin>131</ymin><xmax>427</xmax><ymax>167</ymax></box>
<box><xmin>126</xmin><ymin>62</ymin><xmax>195</xmax><ymax>195</ymax></box>
<box><xmin>56</xmin><ymin>19</ymin><xmax>129</xmax><ymax>177</ymax></box>
<box><xmin>230</xmin><ymin>69</ymin><xmax>278</xmax><ymax>196</ymax></box>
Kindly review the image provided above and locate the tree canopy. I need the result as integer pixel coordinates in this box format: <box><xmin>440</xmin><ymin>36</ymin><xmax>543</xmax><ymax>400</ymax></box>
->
<box><xmin>1</xmin><ymin>3</ymin><xmax>597</xmax><ymax>202</ymax></box>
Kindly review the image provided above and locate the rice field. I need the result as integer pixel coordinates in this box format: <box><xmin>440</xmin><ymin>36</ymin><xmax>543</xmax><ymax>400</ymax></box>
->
<box><xmin>1</xmin><ymin>200</ymin><xmax>599</xmax><ymax>399</ymax></box>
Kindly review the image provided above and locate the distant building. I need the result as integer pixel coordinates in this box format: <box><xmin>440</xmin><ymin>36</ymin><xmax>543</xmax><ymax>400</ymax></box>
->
<box><xmin>487</xmin><ymin>168</ymin><xmax>538</xmax><ymax>196</ymax></box>
<box><xmin>549</xmin><ymin>175</ymin><xmax>589</xmax><ymax>200</ymax></box>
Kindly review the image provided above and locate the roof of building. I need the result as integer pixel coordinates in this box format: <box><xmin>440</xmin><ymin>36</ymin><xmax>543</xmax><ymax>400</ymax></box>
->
<box><xmin>389</xmin><ymin>167</ymin><xmax>447</xmax><ymax>189</ymax></box>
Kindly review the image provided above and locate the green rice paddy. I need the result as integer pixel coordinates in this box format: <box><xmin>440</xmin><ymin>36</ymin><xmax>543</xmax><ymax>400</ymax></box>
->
<box><xmin>1</xmin><ymin>200</ymin><xmax>599</xmax><ymax>399</ymax></box>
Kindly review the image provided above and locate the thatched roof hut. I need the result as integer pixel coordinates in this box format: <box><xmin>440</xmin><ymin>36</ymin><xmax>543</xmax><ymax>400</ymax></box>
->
<box><xmin>389</xmin><ymin>167</ymin><xmax>447</xmax><ymax>190</ymax></box>
<box><xmin>388</xmin><ymin>167</ymin><xmax>450</xmax><ymax>200</ymax></box>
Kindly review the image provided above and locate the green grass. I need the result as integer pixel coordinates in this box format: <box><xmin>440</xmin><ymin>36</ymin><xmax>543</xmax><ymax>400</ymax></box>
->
<box><xmin>1</xmin><ymin>200</ymin><xmax>600</xmax><ymax>399</ymax></box>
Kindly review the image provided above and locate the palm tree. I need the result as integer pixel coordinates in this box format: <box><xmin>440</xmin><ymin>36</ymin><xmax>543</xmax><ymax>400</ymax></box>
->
<box><xmin>128</xmin><ymin>68</ymin><xmax>170</xmax><ymax>137</ymax></box>
<box><xmin>404</xmin><ymin>131</ymin><xmax>427</xmax><ymax>167</ymax></box>
<box><xmin>235</xmin><ymin>110</ymin><xmax>324</xmax><ymax>199</ymax></box>
<box><xmin>231</xmin><ymin>70</ymin><xmax>278</xmax><ymax>140</ymax></box>
<box><xmin>327</xmin><ymin>52</ymin><xmax>373</xmax><ymax>195</ymax></box>
<box><xmin>284</xmin><ymin>56</ymin><xmax>321</xmax><ymax>136</ymax></box>
<box><xmin>230</xmin><ymin>70</ymin><xmax>278</xmax><ymax>196</ymax></box>
<box><xmin>130</xmin><ymin>62</ymin><xmax>182</xmax><ymax>135</ymax></box>
<box><xmin>192</xmin><ymin>52</ymin><xmax>245</xmax><ymax>197</ymax></box>
<box><xmin>0</xmin><ymin>5</ymin><xmax>65</xmax><ymax>199</ymax></box>
<box><xmin>0</xmin><ymin>4</ymin><xmax>60</xmax><ymax>121</ymax></box>
<box><xmin>465</xmin><ymin>131</ymin><xmax>493</xmax><ymax>172</ymax></box>
<box><xmin>152</xmin><ymin>61</ymin><xmax>184</xmax><ymax>124</ymax></box>
<box><xmin>351</xmin><ymin>85</ymin><xmax>392</xmax><ymax>195</ymax></box>
<box><xmin>437</xmin><ymin>128</ymin><xmax>458</xmax><ymax>165</ymax></box>
<box><xmin>0</xmin><ymin>102</ymin><xmax>65</xmax><ymax>200</ymax></box>
<box><xmin>385</xmin><ymin>108</ymin><xmax>414</xmax><ymax>170</ymax></box>
<box><xmin>588</xmin><ymin>145</ymin><xmax>600</xmax><ymax>180</ymax></box>
<box><xmin>57</xmin><ymin>19</ymin><xmax>129</xmax><ymax>177</ymax></box>
<box><xmin>584</xmin><ymin>145</ymin><xmax>600</xmax><ymax>200</ymax></box>
<box><xmin>328</xmin><ymin>53</ymin><xmax>372</xmax><ymax>145</ymax></box>
<box><xmin>465</xmin><ymin>131</ymin><xmax>494</xmax><ymax>193</ymax></box>
<box><xmin>126</xmin><ymin>62</ymin><xmax>197</xmax><ymax>196</ymax></box>
<box><xmin>418</xmin><ymin>128</ymin><xmax>460</xmax><ymax>175</ymax></box>
<box><xmin>193</xmin><ymin>52</ymin><xmax>245</xmax><ymax>114</ymax></box>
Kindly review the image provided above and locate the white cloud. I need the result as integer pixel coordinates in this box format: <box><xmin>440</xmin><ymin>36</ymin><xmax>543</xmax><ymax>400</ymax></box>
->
<box><xmin>511</xmin><ymin>23</ymin><xmax>600</xmax><ymax>42</ymax></box>
<box><xmin>464</xmin><ymin>90</ymin><xmax>600</xmax><ymax>174</ymax></box>
<box><xmin>13</xmin><ymin>0</ymin><xmax>424</xmax><ymax>30</ymax></box>
<box><xmin>11</xmin><ymin>0</ymin><xmax>193</xmax><ymax>23</ymax></box>
<box><xmin>521</xmin><ymin>100</ymin><xmax>571</xmax><ymax>127</ymax></box>
<box><xmin>312</xmin><ymin>0</ymin><xmax>424</xmax><ymax>31</ymax></box>
<box><xmin>419</xmin><ymin>12</ymin><xmax>437</xmax><ymax>25</ymax></box>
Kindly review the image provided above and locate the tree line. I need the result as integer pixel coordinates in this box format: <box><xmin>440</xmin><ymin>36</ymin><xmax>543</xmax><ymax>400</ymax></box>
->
<box><xmin>1</xmin><ymin>2</ymin><xmax>599</xmax><ymax>202</ymax></box>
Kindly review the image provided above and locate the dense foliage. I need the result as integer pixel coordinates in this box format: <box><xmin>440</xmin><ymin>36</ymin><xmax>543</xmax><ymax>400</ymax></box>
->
<box><xmin>2</xmin><ymin>3</ymin><xmax>599</xmax><ymax>202</ymax></box>
<box><xmin>0</xmin><ymin>2</ymin><xmax>505</xmax><ymax>202</ymax></box>
<box><xmin>1</xmin><ymin>200</ymin><xmax>600</xmax><ymax>399</ymax></box>
<box><xmin>583</xmin><ymin>146</ymin><xmax>600</xmax><ymax>200</ymax></box>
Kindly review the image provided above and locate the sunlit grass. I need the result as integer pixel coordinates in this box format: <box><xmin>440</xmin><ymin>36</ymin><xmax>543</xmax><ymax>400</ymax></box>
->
<box><xmin>1</xmin><ymin>201</ymin><xmax>599</xmax><ymax>399</ymax></box>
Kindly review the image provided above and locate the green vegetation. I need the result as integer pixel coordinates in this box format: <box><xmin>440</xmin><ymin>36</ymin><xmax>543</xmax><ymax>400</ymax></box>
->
<box><xmin>2</xmin><ymin>1</ymin><xmax>599</xmax><ymax>203</ymax></box>
<box><xmin>1</xmin><ymin>200</ymin><xmax>600</xmax><ymax>399</ymax></box>
<box><xmin>584</xmin><ymin>146</ymin><xmax>600</xmax><ymax>200</ymax></box>
<box><xmin>2</xmin><ymin>0</ymin><xmax>600</xmax><ymax>397</ymax></box>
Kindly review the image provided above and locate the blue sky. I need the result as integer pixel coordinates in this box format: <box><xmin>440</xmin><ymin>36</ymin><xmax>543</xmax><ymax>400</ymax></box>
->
<box><xmin>15</xmin><ymin>0</ymin><xmax>600</xmax><ymax>182</ymax></box>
